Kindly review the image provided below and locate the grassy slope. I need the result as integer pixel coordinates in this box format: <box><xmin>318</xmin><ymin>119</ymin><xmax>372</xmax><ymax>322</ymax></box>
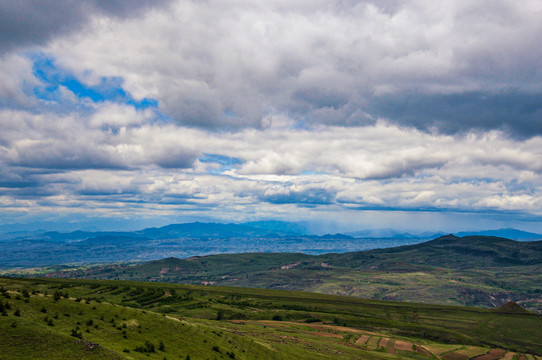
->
<box><xmin>1</xmin><ymin>276</ymin><xmax>542</xmax><ymax>359</ymax></box>
<box><xmin>0</xmin><ymin>279</ymin><xmax>286</xmax><ymax>359</ymax></box>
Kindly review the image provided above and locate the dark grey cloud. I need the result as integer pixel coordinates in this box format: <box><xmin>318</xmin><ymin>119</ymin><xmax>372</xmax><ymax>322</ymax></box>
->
<box><xmin>0</xmin><ymin>167</ymin><xmax>41</xmax><ymax>189</ymax></box>
<box><xmin>9</xmin><ymin>145</ymin><xmax>128</xmax><ymax>170</ymax></box>
<box><xmin>368</xmin><ymin>91</ymin><xmax>542</xmax><ymax>138</ymax></box>
<box><xmin>0</xmin><ymin>0</ymin><xmax>172</xmax><ymax>55</ymax></box>
<box><xmin>263</xmin><ymin>187</ymin><xmax>337</xmax><ymax>205</ymax></box>
<box><xmin>153</xmin><ymin>147</ymin><xmax>199</xmax><ymax>169</ymax></box>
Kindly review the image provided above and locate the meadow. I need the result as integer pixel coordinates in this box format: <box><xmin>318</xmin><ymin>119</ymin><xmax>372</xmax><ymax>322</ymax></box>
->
<box><xmin>1</xmin><ymin>276</ymin><xmax>541</xmax><ymax>359</ymax></box>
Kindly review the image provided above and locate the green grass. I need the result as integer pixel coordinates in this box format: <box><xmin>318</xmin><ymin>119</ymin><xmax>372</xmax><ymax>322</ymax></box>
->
<box><xmin>0</xmin><ymin>281</ymin><xmax>281</xmax><ymax>359</ymax></box>
<box><xmin>1</xmin><ymin>276</ymin><xmax>541</xmax><ymax>359</ymax></box>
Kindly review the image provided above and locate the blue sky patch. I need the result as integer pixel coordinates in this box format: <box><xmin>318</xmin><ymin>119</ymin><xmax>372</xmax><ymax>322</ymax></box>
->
<box><xmin>30</xmin><ymin>53</ymin><xmax>158</xmax><ymax>110</ymax></box>
<box><xmin>199</xmin><ymin>153</ymin><xmax>243</xmax><ymax>174</ymax></box>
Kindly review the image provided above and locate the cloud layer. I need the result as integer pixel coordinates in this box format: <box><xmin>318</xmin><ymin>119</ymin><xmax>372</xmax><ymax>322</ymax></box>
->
<box><xmin>44</xmin><ymin>0</ymin><xmax>542</xmax><ymax>134</ymax></box>
<box><xmin>1</xmin><ymin>0</ymin><xmax>542</xmax><ymax>231</ymax></box>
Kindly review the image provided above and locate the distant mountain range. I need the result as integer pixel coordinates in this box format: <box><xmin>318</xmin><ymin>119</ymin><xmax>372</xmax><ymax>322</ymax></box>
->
<box><xmin>0</xmin><ymin>219</ymin><xmax>541</xmax><ymax>242</ymax></box>
<box><xmin>3</xmin><ymin>220</ymin><xmax>540</xmax><ymax>241</ymax></box>
<box><xmin>1</xmin><ymin>221</ymin><xmax>541</xmax><ymax>268</ymax></box>
<box><xmin>35</xmin><ymin>222</ymin><xmax>355</xmax><ymax>242</ymax></box>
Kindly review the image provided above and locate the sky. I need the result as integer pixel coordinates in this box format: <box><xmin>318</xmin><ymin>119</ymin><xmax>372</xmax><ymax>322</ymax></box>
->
<box><xmin>1</xmin><ymin>0</ymin><xmax>542</xmax><ymax>234</ymax></box>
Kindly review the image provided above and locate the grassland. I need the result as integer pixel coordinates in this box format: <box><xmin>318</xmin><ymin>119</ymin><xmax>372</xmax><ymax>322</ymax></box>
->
<box><xmin>1</xmin><ymin>276</ymin><xmax>541</xmax><ymax>359</ymax></box>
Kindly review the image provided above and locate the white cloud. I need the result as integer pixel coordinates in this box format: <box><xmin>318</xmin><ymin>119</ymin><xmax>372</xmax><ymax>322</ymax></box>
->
<box><xmin>42</xmin><ymin>0</ymin><xmax>542</xmax><ymax>132</ymax></box>
<box><xmin>0</xmin><ymin>55</ymin><xmax>40</xmax><ymax>108</ymax></box>
<box><xmin>3</xmin><ymin>102</ymin><xmax>542</xmax><ymax>219</ymax></box>
<box><xmin>1</xmin><ymin>0</ymin><xmax>542</xmax><ymax>230</ymax></box>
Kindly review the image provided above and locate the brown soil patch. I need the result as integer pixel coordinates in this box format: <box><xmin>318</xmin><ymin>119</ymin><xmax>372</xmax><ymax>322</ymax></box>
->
<box><xmin>473</xmin><ymin>349</ymin><xmax>507</xmax><ymax>360</ymax></box>
<box><xmin>394</xmin><ymin>340</ymin><xmax>414</xmax><ymax>352</ymax></box>
<box><xmin>384</xmin><ymin>339</ymin><xmax>396</xmax><ymax>354</ymax></box>
<box><xmin>502</xmin><ymin>353</ymin><xmax>516</xmax><ymax>360</ymax></box>
<box><xmin>355</xmin><ymin>335</ymin><xmax>370</xmax><ymax>345</ymax></box>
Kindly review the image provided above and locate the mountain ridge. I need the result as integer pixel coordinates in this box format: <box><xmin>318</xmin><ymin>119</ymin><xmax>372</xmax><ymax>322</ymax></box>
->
<box><xmin>4</xmin><ymin>221</ymin><xmax>542</xmax><ymax>242</ymax></box>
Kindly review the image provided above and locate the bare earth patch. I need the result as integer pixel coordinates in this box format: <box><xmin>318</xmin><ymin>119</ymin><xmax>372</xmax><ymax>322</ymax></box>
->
<box><xmin>472</xmin><ymin>349</ymin><xmax>507</xmax><ymax>360</ymax></box>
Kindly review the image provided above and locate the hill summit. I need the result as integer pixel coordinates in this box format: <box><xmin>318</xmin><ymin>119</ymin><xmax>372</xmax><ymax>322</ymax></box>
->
<box><xmin>493</xmin><ymin>301</ymin><xmax>531</xmax><ymax>314</ymax></box>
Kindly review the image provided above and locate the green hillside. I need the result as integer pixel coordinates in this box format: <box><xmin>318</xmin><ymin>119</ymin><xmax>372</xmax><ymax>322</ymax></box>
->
<box><xmin>21</xmin><ymin>235</ymin><xmax>541</xmax><ymax>312</ymax></box>
<box><xmin>329</xmin><ymin>235</ymin><xmax>542</xmax><ymax>269</ymax></box>
<box><xmin>1</xmin><ymin>277</ymin><xmax>542</xmax><ymax>359</ymax></box>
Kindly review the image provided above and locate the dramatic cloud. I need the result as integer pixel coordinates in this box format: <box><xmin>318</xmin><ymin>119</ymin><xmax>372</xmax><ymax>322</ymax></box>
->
<box><xmin>0</xmin><ymin>0</ymin><xmax>172</xmax><ymax>54</ymax></box>
<box><xmin>1</xmin><ymin>0</ymin><xmax>542</xmax><ymax>232</ymax></box>
<box><xmin>43</xmin><ymin>0</ymin><xmax>542</xmax><ymax>134</ymax></box>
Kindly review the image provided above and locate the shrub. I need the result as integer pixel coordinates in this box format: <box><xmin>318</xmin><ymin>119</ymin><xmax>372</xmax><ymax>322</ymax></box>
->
<box><xmin>134</xmin><ymin>340</ymin><xmax>155</xmax><ymax>353</ymax></box>
<box><xmin>305</xmin><ymin>318</ymin><xmax>321</xmax><ymax>323</ymax></box>
<box><xmin>70</xmin><ymin>328</ymin><xmax>82</xmax><ymax>339</ymax></box>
